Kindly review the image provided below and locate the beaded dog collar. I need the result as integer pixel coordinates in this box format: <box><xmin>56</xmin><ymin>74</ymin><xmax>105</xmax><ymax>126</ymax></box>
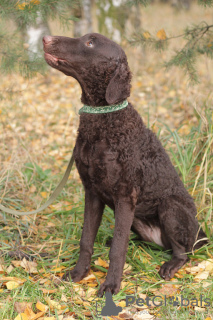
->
<box><xmin>79</xmin><ymin>99</ymin><xmax>128</xmax><ymax>114</ymax></box>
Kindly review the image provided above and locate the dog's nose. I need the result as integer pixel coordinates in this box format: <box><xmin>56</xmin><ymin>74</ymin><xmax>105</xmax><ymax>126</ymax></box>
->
<box><xmin>43</xmin><ymin>36</ymin><xmax>53</xmax><ymax>45</ymax></box>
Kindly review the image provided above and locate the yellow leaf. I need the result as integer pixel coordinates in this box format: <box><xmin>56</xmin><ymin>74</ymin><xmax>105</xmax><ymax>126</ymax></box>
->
<box><xmin>36</xmin><ymin>301</ymin><xmax>48</xmax><ymax>313</ymax></box>
<box><xmin>87</xmin><ymin>282</ymin><xmax>98</xmax><ymax>287</ymax></box>
<box><xmin>72</xmin><ymin>284</ymin><xmax>85</xmax><ymax>297</ymax></box>
<box><xmin>0</xmin><ymin>276</ymin><xmax>27</xmax><ymax>284</ymax></box>
<box><xmin>6</xmin><ymin>281</ymin><xmax>20</xmax><ymax>290</ymax></box>
<box><xmin>118</xmin><ymin>301</ymin><xmax>126</xmax><ymax>308</ymax></box>
<box><xmin>93</xmin><ymin>271</ymin><xmax>105</xmax><ymax>277</ymax></box>
<box><xmin>31</xmin><ymin>312</ymin><xmax>45</xmax><ymax>320</ymax></box>
<box><xmin>24</xmin><ymin>306</ymin><xmax>36</xmax><ymax>319</ymax></box>
<box><xmin>51</xmin><ymin>266</ymin><xmax>65</xmax><ymax>272</ymax></box>
<box><xmin>14</xmin><ymin>313</ymin><xmax>29</xmax><ymax>320</ymax></box>
<box><xmin>156</xmin><ymin>29</ymin><xmax>167</xmax><ymax>40</ymax></box>
<box><xmin>86</xmin><ymin>287</ymin><xmax>97</xmax><ymax>299</ymax></box>
<box><xmin>40</xmin><ymin>191</ymin><xmax>48</xmax><ymax>198</ymax></box>
<box><xmin>143</xmin><ymin>32</ymin><xmax>151</xmax><ymax>39</ymax></box>
<box><xmin>79</xmin><ymin>273</ymin><xmax>96</xmax><ymax>283</ymax></box>
<box><xmin>16</xmin><ymin>3</ymin><xmax>27</xmax><ymax>10</ymax></box>
<box><xmin>94</xmin><ymin>257</ymin><xmax>109</xmax><ymax>268</ymax></box>
<box><xmin>45</xmin><ymin>297</ymin><xmax>62</xmax><ymax>311</ymax></box>
<box><xmin>123</xmin><ymin>263</ymin><xmax>132</xmax><ymax>273</ymax></box>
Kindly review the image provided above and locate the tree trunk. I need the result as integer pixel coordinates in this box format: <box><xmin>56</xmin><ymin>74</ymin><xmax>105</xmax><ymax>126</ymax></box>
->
<box><xmin>26</xmin><ymin>13</ymin><xmax>51</xmax><ymax>60</ymax></box>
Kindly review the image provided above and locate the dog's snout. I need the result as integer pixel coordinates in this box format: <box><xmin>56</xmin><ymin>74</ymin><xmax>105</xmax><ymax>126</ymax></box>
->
<box><xmin>43</xmin><ymin>35</ymin><xmax>53</xmax><ymax>45</ymax></box>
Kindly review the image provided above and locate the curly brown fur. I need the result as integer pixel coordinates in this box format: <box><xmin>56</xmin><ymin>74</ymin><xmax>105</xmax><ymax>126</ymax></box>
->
<box><xmin>43</xmin><ymin>33</ymin><xmax>208</xmax><ymax>296</ymax></box>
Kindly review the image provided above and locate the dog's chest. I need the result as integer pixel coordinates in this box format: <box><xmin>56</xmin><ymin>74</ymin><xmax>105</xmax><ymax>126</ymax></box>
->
<box><xmin>75</xmin><ymin>139</ymin><xmax>122</xmax><ymax>197</ymax></box>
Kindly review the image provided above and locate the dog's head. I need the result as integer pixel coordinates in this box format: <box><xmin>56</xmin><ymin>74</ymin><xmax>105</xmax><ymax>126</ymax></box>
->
<box><xmin>43</xmin><ymin>33</ymin><xmax>131</xmax><ymax>106</ymax></box>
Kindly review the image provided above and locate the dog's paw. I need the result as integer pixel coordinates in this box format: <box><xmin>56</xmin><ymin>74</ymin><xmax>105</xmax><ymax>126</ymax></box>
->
<box><xmin>63</xmin><ymin>267</ymin><xmax>89</xmax><ymax>283</ymax></box>
<box><xmin>159</xmin><ymin>257</ymin><xmax>188</xmax><ymax>280</ymax></box>
<box><xmin>98</xmin><ymin>281</ymin><xmax>120</xmax><ymax>297</ymax></box>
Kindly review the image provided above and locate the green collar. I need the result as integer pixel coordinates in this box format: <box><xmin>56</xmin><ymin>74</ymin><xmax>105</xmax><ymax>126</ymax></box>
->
<box><xmin>79</xmin><ymin>99</ymin><xmax>128</xmax><ymax>114</ymax></box>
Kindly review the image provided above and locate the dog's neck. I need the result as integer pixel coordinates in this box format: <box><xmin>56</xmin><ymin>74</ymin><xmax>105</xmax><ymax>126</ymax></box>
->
<box><xmin>81</xmin><ymin>89</ymin><xmax>108</xmax><ymax>106</ymax></box>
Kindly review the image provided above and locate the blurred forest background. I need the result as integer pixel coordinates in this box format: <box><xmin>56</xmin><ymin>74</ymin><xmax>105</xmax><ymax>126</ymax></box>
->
<box><xmin>0</xmin><ymin>1</ymin><xmax>213</xmax><ymax>319</ymax></box>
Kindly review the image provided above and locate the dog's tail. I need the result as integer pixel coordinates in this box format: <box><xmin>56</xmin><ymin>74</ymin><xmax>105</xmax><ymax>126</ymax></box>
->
<box><xmin>193</xmin><ymin>228</ymin><xmax>208</xmax><ymax>251</ymax></box>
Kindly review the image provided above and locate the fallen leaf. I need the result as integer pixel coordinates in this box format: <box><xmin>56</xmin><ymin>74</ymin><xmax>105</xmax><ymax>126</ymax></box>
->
<box><xmin>6</xmin><ymin>281</ymin><xmax>20</xmax><ymax>290</ymax></box>
<box><xmin>61</xmin><ymin>294</ymin><xmax>68</xmax><ymax>302</ymax></box>
<box><xmin>72</xmin><ymin>284</ymin><xmax>85</xmax><ymax>297</ymax></box>
<box><xmin>93</xmin><ymin>271</ymin><xmax>105</xmax><ymax>277</ymax></box>
<box><xmin>24</xmin><ymin>306</ymin><xmax>36</xmax><ymax>319</ymax></box>
<box><xmin>51</xmin><ymin>266</ymin><xmax>66</xmax><ymax>273</ymax></box>
<box><xmin>86</xmin><ymin>287</ymin><xmax>97</xmax><ymax>299</ymax></box>
<box><xmin>14</xmin><ymin>313</ymin><xmax>29</xmax><ymax>320</ymax></box>
<box><xmin>40</xmin><ymin>191</ymin><xmax>48</xmax><ymax>198</ymax></box>
<box><xmin>40</xmin><ymin>288</ymin><xmax>57</xmax><ymax>294</ymax></box>
<box><xmin>156</xmin><ymin>29</ymin><xmax>167</xmax><ymax>40</ymax></box>
<box><xmin>133</xmin><ymin>310</ymin><xmax>154</xmax><ymax>319</ymax></box>
<box><xmin>202</xmin><ymin>281</ymin><xmax>211</xmax><ymax>288</ymax></box>
<box><xmin>123</xmin><ymin>263</ymin><xmax>132</xmax><ymax>274</ymax></box>
<box><xmin>20</xmin><ymin>258</ymin><xmax>38</xmax><ymax>274</ymax></box>
<box><xmin>120</xmin><ymin>281</ymin><xmax>135</xmax><ymax>294</ymax></box>
<box><xmin>143</xmin><ymin>32</ymin><xmax>151</xmax><ymax>39</ymax></box>
<box><xmin>119</xmin><ymin>310</ymin><xmax>133</xmax><ymax>319</ymax></box>
<box><xmin>31</xmin><ymin>312</ymin><xmax>45</xmax><ymax>320</ymax></box>
<box><xmin>45</xmin><ymin>297</ymin><xmax>62</xmax><ymax>310</ymax></box>
<box><xmin>194</xmin><ymin>306</ymin><xmax>206</xmax><ymax>312</ymax></box>
<box><xmin>194</xmin><ymin>271</ymin><xmax>209</xmax><ymax>281</ymax></box>
<box><xmin>14</xmin><ymin>302</ymin><xmax>33</xmax><ymax>313</ymax></box>
<box><xmin>0</xmin><ymin>264</ymin><xmax>4</xmax><ymax>273</ymax></box>
<box><xmin>36</xmin><ymin>301</ymin><xmax>48</xmax><ymax>312</ymax></box>
<box><xmin>94</xmin><ymin>257</ymin><xmax>109</xmax><ymax>268</ymax></box>
<box><xmin>6</xmin><ymin>265</ymin><xmax>14</xmax><ymax>274</ymax></box>
<box><xmin>79</xmin><ymin>273</ymin><xmax>96</xmax><ymax>283</ymax></box>
<box><xmin>12</xmin><ymin>261</ymin><xmax>22</xmax><ymax>268</ymax></box>
<box><xmin>0</xmin><ymin>276</ymin><xmax>26</xmax><ymax>284</ymax></box>
<box><xmin>118</xmin><ymin>301</ymin><xmax>126</xmax><ymax>308</ymax></box>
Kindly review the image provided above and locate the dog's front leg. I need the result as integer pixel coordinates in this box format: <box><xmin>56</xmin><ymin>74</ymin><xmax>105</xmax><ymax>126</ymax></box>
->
<box><xmin>63</xmin><ymin>189</ymin><xmax>104</xmax><ymax>282</ymax></box>
<box><xmin>98</xmin><ymin>196</ymin><xmax>135</xmax><ymax>296</ymax></box>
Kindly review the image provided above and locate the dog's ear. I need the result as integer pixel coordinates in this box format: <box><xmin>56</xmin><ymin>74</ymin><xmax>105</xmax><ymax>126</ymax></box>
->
<box><xmin>105</xmin><ymin>61</ymin><xmax>131</xmax><ymax>105</ymax></box>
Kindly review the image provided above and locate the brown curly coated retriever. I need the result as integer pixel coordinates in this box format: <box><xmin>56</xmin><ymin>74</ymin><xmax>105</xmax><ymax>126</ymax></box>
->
<box><xmin>43</xmin><ymin>33</ymin><xmax>207</xmax><ymax>296</ymax></box>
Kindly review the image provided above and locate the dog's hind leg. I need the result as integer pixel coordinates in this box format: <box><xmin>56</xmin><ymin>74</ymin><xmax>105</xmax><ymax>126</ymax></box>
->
<box><xmin>158</xmin><ymin>195</ymin><xmax>198</xmax><ymax>280</ymax></box>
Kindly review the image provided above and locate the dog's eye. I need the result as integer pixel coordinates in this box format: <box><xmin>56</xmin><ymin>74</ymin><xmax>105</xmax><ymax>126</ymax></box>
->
<box><xmin>86</xmin><ymin>40</ymin><xmax>93</xmax><ymax>47</ymax></box>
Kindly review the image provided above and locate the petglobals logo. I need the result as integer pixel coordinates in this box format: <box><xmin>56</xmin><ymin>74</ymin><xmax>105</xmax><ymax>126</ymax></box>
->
<box><xmin>93</xmin><ymin>293</ymin><xmax>211</xmax><ymax>318</ymax></box>
<box><xmin>126</xmin><ymin>295</ymin><xmax>211</xmax><ymax>308</ymax></box>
